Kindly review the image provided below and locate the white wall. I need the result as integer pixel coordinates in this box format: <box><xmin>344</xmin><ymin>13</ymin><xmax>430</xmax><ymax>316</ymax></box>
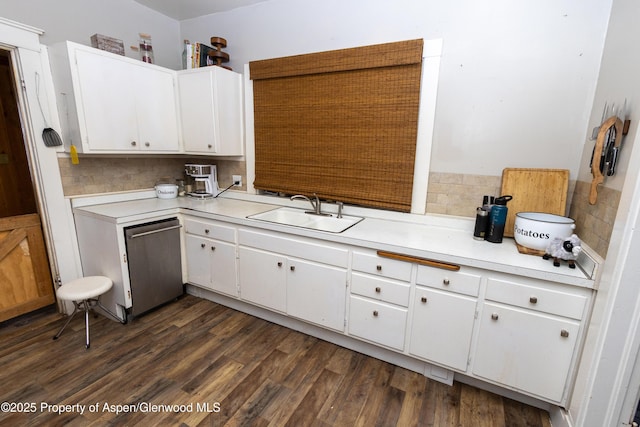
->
<box><xmin>569</xmin><ymin>0</ymin><xmax>640</xmax><ymax>424</ymax></box>
<box><xmin>0</xmin><ymin>0</ymin><xmax>181</xmax><ymax>69</ymax></box>
<box><xmin>575</xmin><ymin>0</ymin><xmax>640</xmax><ymax>192</ymax></box>
<box><xmin>181</xmin><ymin>0</ymin><xmax>611</xmax><ymax>178</ymax></box>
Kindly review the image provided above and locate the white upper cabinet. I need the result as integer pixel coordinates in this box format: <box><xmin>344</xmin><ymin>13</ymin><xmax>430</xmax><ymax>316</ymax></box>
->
<box><xmin>177</xmin><ymin>66</ymin><xmax>244</xmax><ymax>156</ymax></box>
<box><xmin>49</xmin><ymin>41</ymin><xmax>180</xmax><ymax>153</ymax></box>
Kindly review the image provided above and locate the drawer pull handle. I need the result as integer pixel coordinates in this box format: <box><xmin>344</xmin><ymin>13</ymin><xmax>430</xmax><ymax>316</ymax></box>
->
<box><xmin>200</xmin><ymin>243</ymin><xmax>206</xmax><ymax>249</ymax></box>
<box><xmin>491</xmin><ymin>313</ymin><xmax>499</xmax><ymax>321</ymax></box>
<box><xmin>373</xmin><ymin>310</ymin><xmax>379</xmax><ymax>317</ymax></box>
<box><xmin>375</xmin><ymin>287</ymin><xmax>381</xmax><ymax>293</ymax></box>
<box><xmin>421</xmin><ymin>296</ymin><xmax>427</xmax><ymax>303</ymax></box>
<box><xmin>443</xmin><ymin>278</ymin><xmax>450</xmax><ymax>285</ymax></box>
<box><xmin>290</xmin><ymin>266</ymin><xmax>295</xmax><ymax>272</ymax></box>
<box><xmin>205</xmin><ymin>229</ymin><xmax>210</xmax><ymax>234</ymax></box>
<box><xmin>211</xmin><ymin>246</ymin><xmax>216</xmax><ymax>251</ymax></box>
<box><xmin>376</xmin><ymin>265</ymin><xmax>382</xmax><ymax>271</ymax></box>
<box><xmin>561</xmin><ymin>330</ymin><xmax>570</xmax><ymax>338</ymax></box>
<box><xmin>145</xmin><ymin>142</ymin><xmax>150</xmax><ymax>147</ymax></box>
<box><xmin>277</xmin><ymin>262</ymin><xmax>283</xmax><ymax>267</ymax></box>
<box><xmin>131</xmin><ymin>141</ymin><xmax>137</xmax><ymax>146</ymax></box>
<box><xmin>529</xmin><ymin>296</ymin><xmax>538</xmax><ymax>304</ymax></box>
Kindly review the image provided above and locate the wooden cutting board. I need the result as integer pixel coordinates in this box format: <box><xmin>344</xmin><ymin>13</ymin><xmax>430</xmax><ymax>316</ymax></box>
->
<box><xmin>500</xmin><ymin>168</ymin><xmax>570</xmax><ymax>238</ymax></box>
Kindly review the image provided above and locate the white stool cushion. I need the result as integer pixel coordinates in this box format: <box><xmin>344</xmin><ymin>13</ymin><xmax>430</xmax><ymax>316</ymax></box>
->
<box><xmin>56</xmin><ymin>276</ymin><xmax>113</xmax><ymax>301</ymax></box>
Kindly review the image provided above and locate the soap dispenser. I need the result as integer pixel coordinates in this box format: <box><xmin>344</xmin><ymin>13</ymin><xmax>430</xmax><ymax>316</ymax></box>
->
<box><xmin>485</xmin><ymin>195</ymin><xmax>513</xmax><ymax>243</ymax></box>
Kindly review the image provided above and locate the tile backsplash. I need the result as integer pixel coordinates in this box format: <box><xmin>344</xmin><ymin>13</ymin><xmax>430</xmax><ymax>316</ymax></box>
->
<box><xmin>569</xmin><ymin>180</ymin><xmax>619</xmax><ymax>259</ymax></box>
<box><xmin>58</xmin><ymin>156</ymin><xmax>246</xmax><ymax>196</ymax></box>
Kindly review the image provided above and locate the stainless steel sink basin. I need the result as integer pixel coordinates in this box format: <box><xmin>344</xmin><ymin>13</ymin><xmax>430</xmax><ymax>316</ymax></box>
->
<box><xmin>247</xmin><ymin>207</ymin><xmax>363</xmax><ymax>233</ymax></box>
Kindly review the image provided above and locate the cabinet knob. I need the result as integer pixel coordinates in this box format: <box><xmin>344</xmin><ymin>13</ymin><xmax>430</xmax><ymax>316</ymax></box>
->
<box><xmin>290</xmin><ymin>265</ymin><xmax>295</xmax><ymax>271</ymax></box>
<box><xmin>376</xmin><ymin>265</ymin><xmax>382</xmax><ymax>271</ymax></box>
<box><xmin>208</xmin><ymin>144</ymin><xmax>213</xmax><ymax>149</ymax></box>
<box><xmin>277</xmin><ymin>262</ymin><xmax>283</xmax><ymax>267</ymax></box>
<box><xmin>421</xmin><ymin>296</ymin><xmax>427</xmax><ymax>303</ymax></box>
<box><xmin>131</xmin><ymin>141</ymin><xmax>137</xmax><ymax>146</ymax></box>
<box><xmin>204</xmin><ymin>229</ymin><xmax>210</xmax><ymax>234</ymax></box>
<box><xmin>529</xmin><ymin>296</ymin><xmax>538</xmax><ymax>304</ymax></box>
<box><xmin>375</xmin><ymin>287</ymin><xmax>381</xmax><ymax>293</ymax></box>
<box><xmin>211</xmin><ymin>246</ymin><xmax>216</xmax><ymax>251</ymax></box>
<box><xmin>560</xmin><ymin>329</ymin><xmax>570</xmax><ymax>338</ymax></box>
<box><xmin>200</xmin><ymin>243</ymin><xmax>206</xmax><ymax>249</ymax></box>
<box><xmin>145</xmin><ymin>142</ymin><xmax>150</xmax><ymax>147</ymax></box>
<box><xmin>491</xmin><ymin>313</ymin><xmax>499</xmax><ymax>321</ymax></box>
<box><xmin>373</xmin><ymin>310</ymin><xmax>379</xmax><ymax>317</ymax></box>
<box><xmin>443</xmin><ymin>278</ymin><xmax>450</xmax><ymax>285</ymax></box>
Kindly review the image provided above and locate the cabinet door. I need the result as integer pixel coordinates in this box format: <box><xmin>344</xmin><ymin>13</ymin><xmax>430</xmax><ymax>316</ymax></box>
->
<box><xmin>178</xmin><ymin>67</ymin><xmax>243</xmax><ymax>155</ymax></box>
<box><xmin>286</xmin><ymin>258</ymin><xmax>347</xmax><ymax>332</ymax></box>
<box><xmin>210</xmin><ymin>240</ymin><xmax>238</xmax><ymax>297</ymax></box>
<box><xmin>185</xmin><ymin>235</ymin><xmax>211</xmax><ymax>288</ymax></box>
<box><xmin>472</xmin><ymin>302</ymin><xmax>580</xmax><ymax>402</ymax></box>
<box><xmin>238</xmin><ymin>247</ymin><xmax>286</xmax><ymax>312</ymax></box>
<box><xmin>213</xmin><ymin>67</ymin><xmax>243</xmax><ymax>155</ymax></box>
<box><xmin>348</xmin><ymin>296</ymin><xmax>408</xmax><ymax>350</ymax></box>
<box><xmin>178</xmin><ymin>70</ymin><xmax>217</xmax><ymax>153</ymax></box>
<box><xmin>409</xmin><ymin>287</ymin><xmax>476</xmax><ymax>371</ymax></box>
<box><xmin>75</xmin><ymin>49</ymin><xmax>138</xmax><ymax>151</ymax></box>
<box><xmin>135</xmin><ymin>66</ymin><xmax>179</xmax><ymax>151</ymax></box>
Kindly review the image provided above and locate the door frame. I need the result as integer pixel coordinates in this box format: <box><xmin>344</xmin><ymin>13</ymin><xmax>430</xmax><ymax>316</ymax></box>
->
<box><xmin>0</xmin><ymin>17</ymin><xmax>83</xmax><ymax>305</ymax></box>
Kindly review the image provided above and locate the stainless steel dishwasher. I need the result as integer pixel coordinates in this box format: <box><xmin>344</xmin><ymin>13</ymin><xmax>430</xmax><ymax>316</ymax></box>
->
<box><xmin>124</xmin><ymin>217</ymin><xmax>183</xmax><ymax>318</ymax></box>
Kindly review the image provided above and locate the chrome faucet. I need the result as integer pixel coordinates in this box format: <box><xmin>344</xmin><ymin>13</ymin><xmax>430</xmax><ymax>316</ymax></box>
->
<box><xmin>291</xmin><ymin>193</ymin><xmax>329</xmax><ymax>216</ymax></box>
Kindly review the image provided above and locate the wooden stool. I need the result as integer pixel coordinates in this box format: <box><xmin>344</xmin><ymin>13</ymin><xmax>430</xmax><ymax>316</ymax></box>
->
<box><xmin>53</xmin><ymin>276</ymin><xmax>113</xmax><ymax>349</ymax></box>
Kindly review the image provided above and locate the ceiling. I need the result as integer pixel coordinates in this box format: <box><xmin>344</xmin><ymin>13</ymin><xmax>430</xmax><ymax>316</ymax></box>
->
<box><xmin>134</xmin><ymin>0</ymin><xmax>269</xmax><ymax>20</ymax></box>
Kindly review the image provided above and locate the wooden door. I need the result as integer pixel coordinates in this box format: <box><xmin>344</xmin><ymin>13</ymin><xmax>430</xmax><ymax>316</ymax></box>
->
<box><xmin>0</xmin><ymin>214</ymin><xmax>54</xmax><ymax>322</ymax></box>
<box><xmin>0</xmin><ymin>50</ymin><xmax>55</xmax><ymax>322</ymax></box>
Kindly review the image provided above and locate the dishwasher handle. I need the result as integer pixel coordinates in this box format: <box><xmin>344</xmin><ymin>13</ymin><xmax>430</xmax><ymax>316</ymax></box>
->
<box><xmin>128</xmin><ymin>224</ymin><xmax>182</xmax><ymax>239</ymax></box>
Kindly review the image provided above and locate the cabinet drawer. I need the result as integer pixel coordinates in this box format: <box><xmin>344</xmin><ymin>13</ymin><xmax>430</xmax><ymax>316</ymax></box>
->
<box><xmin>351</xmin><ymin>273</ymin><xmax>410</xmax><ymax>307</ymax></box>
<box><xmin>416</xmin><ymin>265</ymin><xmax>480</xmax><ymax>297</ymax></box>
<box><xmin>185</xmin><ymin>218</ymin><xmax>236</xmax><ymax>243</ymax></box>
<box><xmin>485</xmin><ymin>277</ymin><xmax>588</xmax><ymax>320</ymax></box>
<box><xmin>352</xmin><ymin>251</ymin><xmax>412</xmax><ymax>282</ymax></box>
<box><xmin>238</xmin><ymin>229</ymin><xmax>348</xmax><ymax>268</ymax></box>
<box><xmin>348</xmin><ymin>295</ymin><xmax>407</xmax><ymax>351</ymax></box>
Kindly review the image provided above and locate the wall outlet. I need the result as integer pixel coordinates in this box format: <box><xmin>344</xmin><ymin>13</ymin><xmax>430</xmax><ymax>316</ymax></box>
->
<box><xmin>232</xmin><ymin>175</ymin><xmax>242</xmax><ymax>187</ymax></box>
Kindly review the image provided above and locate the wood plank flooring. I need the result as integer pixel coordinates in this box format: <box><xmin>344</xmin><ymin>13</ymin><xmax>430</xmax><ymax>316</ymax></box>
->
<box><xmin>0</xmin><ymin>295</ymin><xmax>552</xmax><ymax>426</ymax></box>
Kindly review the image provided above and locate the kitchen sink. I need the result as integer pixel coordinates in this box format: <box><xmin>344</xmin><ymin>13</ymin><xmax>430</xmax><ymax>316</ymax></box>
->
<box><xmin>247</xmin><ymin>207</ymin><xmax>364</xmax><ymax>233</ymax></box>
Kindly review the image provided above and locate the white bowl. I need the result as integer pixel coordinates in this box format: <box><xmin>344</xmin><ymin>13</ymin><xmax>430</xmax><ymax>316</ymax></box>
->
<box><xmin>155</xmin><ymin>184</ymin><xmax>178</xmax><ymax>199</ymax></box>
<box><xmin>514</xmin><ymin>212</ymin><xmax>575</xmax><ymax>251</ymax></box>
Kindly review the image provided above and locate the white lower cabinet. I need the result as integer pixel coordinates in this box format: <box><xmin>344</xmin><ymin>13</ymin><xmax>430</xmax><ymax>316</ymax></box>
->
<box><xmin>348</xmin><ymin>251</ymin><xmax>412</xmax><ymax>350</ymax></box>
<box><xmin>473</xmin><ymin>302</ymin><xmax>579</xmax><ymax>402</ymax></box>
<box><xmin>408</xmin><ymin>264</ymin><xmax>480</xmax><ymax>372</ymax></box>
<box><xmin>409</xmin><ymin>286</ymin><xmax>476</xmax><ymax>371</ymax></box>
<box><xmin>287</xmin><ymin>258</ymin><xmax>347</xmax><ymax>331</ymax></box>
<box><xmin>181</xmin><ymin>220</ymin><xmax>594</xmax><ymax>406</ymax></box>
<box><xmin>184</xmin><ymin>218</ymin><xmax>238</xmax><ymax>297</ymax></box>
<box><xmin>237</xmin><ymin>229</ymin><xmax>349</xmax><ymax>331</ymax></box>
<box><xmin>237</xmin><ymin>246</ymin><xmax>286</xmax><ymax>312</ymax></box>
<box><xmin>472</xmin><ymin>276</ymin><xmax>590</xmax><ymax>404</ymax></box>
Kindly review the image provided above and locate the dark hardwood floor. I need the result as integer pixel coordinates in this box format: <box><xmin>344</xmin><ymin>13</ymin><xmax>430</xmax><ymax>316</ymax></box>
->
<box><xmin>0</xmin><ymin>295</ymin><xmax>551</xmax><ymax>426</ymax></box>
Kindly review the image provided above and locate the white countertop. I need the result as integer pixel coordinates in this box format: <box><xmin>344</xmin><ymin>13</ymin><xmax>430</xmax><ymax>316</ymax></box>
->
<box><xmin>72</xmin><ymin>191</ymin><xmax>599</xmax><ymax>289</ymax></box>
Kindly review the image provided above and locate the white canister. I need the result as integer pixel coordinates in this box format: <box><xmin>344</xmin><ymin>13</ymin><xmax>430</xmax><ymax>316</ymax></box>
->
<box><xmin>513</xmin><ymin>212</ymin><xmax>576</xmax><ymax>251</ymax></box>
<box><xmin>155</xmin><ymin>183</ymin><xmax>178</xmax><ymax>199</ymax></box>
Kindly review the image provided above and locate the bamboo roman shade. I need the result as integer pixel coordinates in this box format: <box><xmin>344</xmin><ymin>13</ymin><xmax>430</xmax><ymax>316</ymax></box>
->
<box><xmin>250</xmin><ymin>39</ymin><xmax>423</xmax><ymax>212</ymax></box>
